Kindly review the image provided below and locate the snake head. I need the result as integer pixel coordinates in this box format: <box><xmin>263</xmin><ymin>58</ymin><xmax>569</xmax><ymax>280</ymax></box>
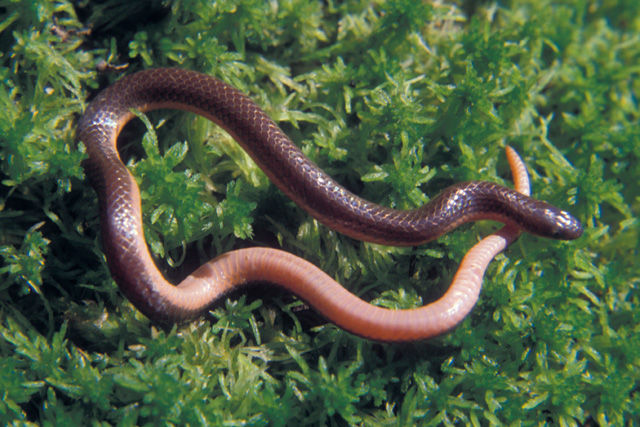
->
<box><xmin>530</xmin><ymin>202</ymin><xmax>583</xmax><ymax>240</ymax></box>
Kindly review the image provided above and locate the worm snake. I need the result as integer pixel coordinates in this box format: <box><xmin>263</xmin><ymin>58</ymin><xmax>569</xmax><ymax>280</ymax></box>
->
<box><xmin>77</xmin><ymin>68</ymin><xmax>582</xmax><ymax>342</ymax></box>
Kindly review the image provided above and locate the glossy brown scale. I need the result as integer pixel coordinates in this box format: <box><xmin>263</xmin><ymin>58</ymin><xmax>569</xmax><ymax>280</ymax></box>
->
<box><xmin>78</xmin><ymin>68</ymin><xmax>582</xmax><ymax>341</ymax></box>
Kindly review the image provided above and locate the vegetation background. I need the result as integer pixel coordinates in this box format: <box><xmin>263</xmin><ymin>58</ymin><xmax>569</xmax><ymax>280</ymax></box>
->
<box><xmin>1</xmin><ymin>0</ymin><xmax>638</xmax><ymax>425</ymax></box>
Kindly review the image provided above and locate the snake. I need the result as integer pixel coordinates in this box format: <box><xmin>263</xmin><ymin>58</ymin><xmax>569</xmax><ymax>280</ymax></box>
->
<box><xmin>77</xmin><ymin>68</ymin><xmax>583</xmax><ymax>342</ymax></box>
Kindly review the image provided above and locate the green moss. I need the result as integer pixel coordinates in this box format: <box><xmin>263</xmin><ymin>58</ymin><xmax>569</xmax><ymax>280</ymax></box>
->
<box><xmin>0</xmin><ymin>0</ymin><xmax>638</xmax><ymax>424</ymax></box>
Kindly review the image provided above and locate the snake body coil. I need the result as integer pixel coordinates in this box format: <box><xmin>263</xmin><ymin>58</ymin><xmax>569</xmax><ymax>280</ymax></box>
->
<box><xmin>78</xmin><ymin>68</ymin><xmax>582</xmax><ymax>341</ymax></box>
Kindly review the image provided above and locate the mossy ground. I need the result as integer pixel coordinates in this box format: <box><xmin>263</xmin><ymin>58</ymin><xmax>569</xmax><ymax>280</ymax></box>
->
<box><xmin>0</xmin><ymin>0</ymin><xmax>638</xmax><ymax>425</ymax></box>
